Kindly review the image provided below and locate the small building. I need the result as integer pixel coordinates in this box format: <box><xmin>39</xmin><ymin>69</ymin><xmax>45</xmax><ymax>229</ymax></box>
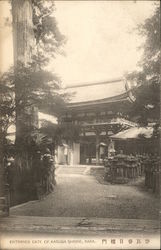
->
<box><xmin>57</xmin><ymin>78</ymin><xmax>137</xmax><ymax>165</ymax></box>
<box><xmin>111</xmin><ymin>126</ymin><xmax>158</xmax><ymax>155</ymax></box>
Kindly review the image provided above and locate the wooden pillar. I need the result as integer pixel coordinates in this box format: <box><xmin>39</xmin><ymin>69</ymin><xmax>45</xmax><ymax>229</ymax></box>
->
<box><xmin>70</xmin><ymin>143</ymin><xmax>74</xmax><ymax>166</ymax></box>
<box><xmin>96</xmin><ymin>131</ymin><xmax>100</xmax><ymax>165</ymax></box>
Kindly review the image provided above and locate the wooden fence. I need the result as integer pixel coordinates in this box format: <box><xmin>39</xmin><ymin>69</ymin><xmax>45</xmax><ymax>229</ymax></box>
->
<box><xmin>104</xmin><ymin>155</ymin><xmax>160</xmax><ymax>193</ymax></box>
<box><xmin>144</xmin><ymin>159</ymin><xmax>160</xmax><ymax>193</ymax></box>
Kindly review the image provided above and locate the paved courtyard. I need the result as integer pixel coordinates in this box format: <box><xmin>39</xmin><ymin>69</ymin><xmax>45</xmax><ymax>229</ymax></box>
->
<box><xmin>11</xmin><ymin>166</ymin><xmax>159</xmax><ymax>220</ymax></box>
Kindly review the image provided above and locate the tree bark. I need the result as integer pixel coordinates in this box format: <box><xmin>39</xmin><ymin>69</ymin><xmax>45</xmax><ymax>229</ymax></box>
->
<box><xmin>12</xmin><ymin>0</ymin><xmax>38</xmax><ymax>204</ymax></box>
<box><xmin>0</xmin><ymin>108</ymin><xmax>5</xmax><ymax>204</ymax></box>
<box><xmin>12</xmin><ymin>0</ymin><xmax>35</xmax><ymax>66</ymax></box>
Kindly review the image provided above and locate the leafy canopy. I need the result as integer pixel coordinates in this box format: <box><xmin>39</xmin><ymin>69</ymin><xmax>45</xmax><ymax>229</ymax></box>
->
<box><xmin>127</xmin><ymin>4</ymin><xmax>160</xmax><ymax>125</ymax></box>
<box><xmin>0</xmin><ymin>0</ymin><xmax>67</xmax><ymax>151</ymax></box>
<box><xmin>32</xmin><ymin>0</ymin><xmax>66</xmax><ymax>66</ymax></box>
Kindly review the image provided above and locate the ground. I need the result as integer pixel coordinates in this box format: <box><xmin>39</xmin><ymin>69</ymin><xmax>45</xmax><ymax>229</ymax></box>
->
<box><xmin>10</xmin><ymin>166</ymin><xmax>159</xmax><ymax>220</ymax></box>
<box><xmin>0</xmin><ymin>165</ymin><xmax>159</xmax><ymax>248</ymax></box>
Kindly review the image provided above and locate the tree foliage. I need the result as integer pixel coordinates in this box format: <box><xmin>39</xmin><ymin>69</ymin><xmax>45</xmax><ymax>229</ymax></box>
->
<box><xmin>31</xmin><ymin>0</ymin><xmax>66</xmax><ymax>66</ymax></box>
<box><xmin>138</xmin><ymin>5</ymin><xmax>160</xmax><ymax>78</ymax></box>
<box><xmin>1</xmin><ymin>63</ymin><xmax>66</xmax><ymax>117</ymax></box>
<box><xmin>127</xmin><ymin>4</ymin><xmax>160</xmax><ymax>125</ymax></box>
<box><xmin>0</xmin><ymin>70</ymin><xmax>15</xmax><ymax>135</ymax></box>
<box><xmin>14</xmin><ymin>62</ymin><xmax>66</xmax><ymax>115</ymax></box>
<box><xmin>0</xmin><ymin>0</ymin><xmax>68</xmax><ymax>155</ymax></box>
<box><xmin>39</xmin><ymin>121</ymin><xmax>81</xmax><ymax>148</ymax></box>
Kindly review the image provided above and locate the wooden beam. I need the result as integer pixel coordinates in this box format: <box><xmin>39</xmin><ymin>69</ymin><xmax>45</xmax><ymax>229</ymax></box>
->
<box><xmin>95</xmin><ymin>131</ymin><xmax>100</xmax><ymax>165</ymax></box>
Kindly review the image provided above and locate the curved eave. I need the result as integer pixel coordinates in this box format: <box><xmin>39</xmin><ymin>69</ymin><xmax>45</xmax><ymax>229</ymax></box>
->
<box><xmin>67</xmin><ymin>77</ymin><xmax>122</xmax><ymax>88</ymax></box>
<box><xmin>67</xmin><ymin>92</ymin><xmax>130</xmax><ymax>109</ymax></box>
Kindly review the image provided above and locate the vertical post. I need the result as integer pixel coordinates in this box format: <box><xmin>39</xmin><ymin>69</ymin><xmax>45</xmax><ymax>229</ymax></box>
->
<box><xmin>70</xmin><ymin>143</ymin><xmax>73</xmax><ymax>166</ymax></box>
<box><xmin>96</xmin><ymin>131</ymin><xmax>100</xmax><ymax>165</ymax></box>
<box><xmin>95</xmin><ymin>113</ymin><xmax>100</xmax><ymax>165</ymax></box>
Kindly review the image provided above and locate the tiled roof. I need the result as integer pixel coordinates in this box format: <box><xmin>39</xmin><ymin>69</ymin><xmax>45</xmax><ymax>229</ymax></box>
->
<box><xmin>66</xmin><ymin>78</ymin><xmax>128</xmax><ymax>104</ymax></box>
<box><xmin>111</xmin><ymin>127</ymin><xmax>153</xmax><ymax>139</ymax></box>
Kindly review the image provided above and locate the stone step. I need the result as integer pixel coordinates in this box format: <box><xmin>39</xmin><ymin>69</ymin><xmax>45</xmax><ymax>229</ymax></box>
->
<box><xmin>57</xmin><ymin>167</ymin><xmax>86</xmax><ymax>175</ymax></box>
<box><xmin>58</xmin><ymin>170</ymin><xmax>85</xmax><ymax>174</ymax></box>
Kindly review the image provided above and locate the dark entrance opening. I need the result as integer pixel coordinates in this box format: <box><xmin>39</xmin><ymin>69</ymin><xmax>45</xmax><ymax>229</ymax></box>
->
<box><xmin>80</xmin><ymin>142</ymin><xmax>96</xmax><ymax>165</ymax></box>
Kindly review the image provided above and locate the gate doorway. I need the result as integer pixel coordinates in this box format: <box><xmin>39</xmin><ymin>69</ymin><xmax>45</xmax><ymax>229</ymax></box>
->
<box><xmin>80</xmin><ymin>142</ymin><xmax>96</xmax><ymax>165</ymax></box>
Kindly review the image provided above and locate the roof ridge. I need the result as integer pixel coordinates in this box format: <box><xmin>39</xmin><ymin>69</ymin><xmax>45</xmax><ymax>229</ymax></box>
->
<box><xmin>66</xmin><ymin>77</ymin><xmax>123</xmax><ymax>88</ymax></box>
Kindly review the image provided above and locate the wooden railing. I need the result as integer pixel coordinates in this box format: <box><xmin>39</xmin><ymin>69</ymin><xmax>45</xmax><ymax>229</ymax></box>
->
<box><xmin>104</xmin><ymin>155</ymin><xmax>160</xmax><ymax>193</ymax></box>
<box><xmin>144</xmin><ymin>159</ymin><xmax>160</xmax><ymax>193</ymax></box>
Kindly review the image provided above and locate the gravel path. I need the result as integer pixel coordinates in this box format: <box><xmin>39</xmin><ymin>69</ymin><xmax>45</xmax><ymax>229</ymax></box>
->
<box><xmin>11</xmin><ymin>168</ymin><xmax>159</xmax><ymax>220</ymax></box>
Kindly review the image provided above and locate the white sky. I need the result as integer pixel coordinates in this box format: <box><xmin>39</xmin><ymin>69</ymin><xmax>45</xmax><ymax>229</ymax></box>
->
<box><xmin>53</xmin><ymin>1</ymin><xmax>156</xmax><ymax>85</ymax></box>
<box><xmin>0</xmin><ymin>0</ymin><xmax>156</xmax><ymax>86</ymax></box>
<box><xmin>0</xmin><ymin>1</ymin><xmax>13</xmax><ymax>74</ymax></box>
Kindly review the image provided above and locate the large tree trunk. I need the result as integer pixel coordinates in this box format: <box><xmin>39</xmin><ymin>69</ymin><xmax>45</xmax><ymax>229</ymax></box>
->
<box><xmin>12</xmin><ymin>0</ymin><xmax>35</xmax><ymax>66</ymax></box>
<box><xmin>12</xmin><ymin>0</ymin><xmax>38</xmax><ymax>205</ymax></box>
<box><xmin>0</xmin><ymin>112</ymin><xmax>6</xmax><ymax>215</ymax></box>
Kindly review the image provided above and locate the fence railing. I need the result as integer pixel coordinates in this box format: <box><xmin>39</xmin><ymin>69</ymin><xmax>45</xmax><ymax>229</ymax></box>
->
<box><xmin>104</xmin><ymin>155</ymin><xmax>160</xmax><ymax>193</ymax></box>
<box><xmin>144</xmin><ymin>160</ymin><xmax>160</xmax><ymax>193</ymax></box>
